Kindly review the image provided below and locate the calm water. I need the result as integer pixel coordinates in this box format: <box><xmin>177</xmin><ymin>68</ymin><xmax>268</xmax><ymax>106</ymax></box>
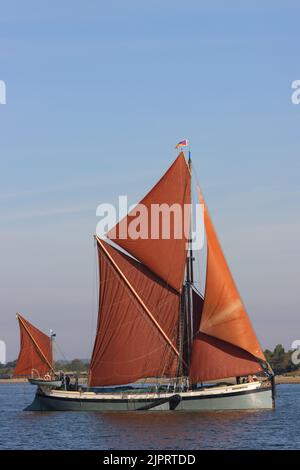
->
<box><xmin>0</xmin><ymin>383</ymin><xmax>299</xmax><ymax>449</ymax></box>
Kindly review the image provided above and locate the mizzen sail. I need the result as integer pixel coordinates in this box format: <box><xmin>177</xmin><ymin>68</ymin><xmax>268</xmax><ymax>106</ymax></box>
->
<box><xmin>14</xmin><ymin>314</ymin><xmax>53</xmax><ymax>377</ymax></box>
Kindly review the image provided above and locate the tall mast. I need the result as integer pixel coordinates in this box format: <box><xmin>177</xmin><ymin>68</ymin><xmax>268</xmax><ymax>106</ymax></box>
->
<box><xmin>185</xmin><ymin>151</ymin><xmax>194</xmax><ymax>381</ymax></box>
<box><xmin>50</xmin><ymin>330</ymin><xmax>56</xmax><ymax>377</ymax></box>
<box><xmin>188</xmin><ymin>151</ymin><xmax>194</xmax><ymax>290</ymax></box>
<box><xmin>177</xmin><ymin>149</ymin><xmax>194</xmax><ymax>385</ymax></box>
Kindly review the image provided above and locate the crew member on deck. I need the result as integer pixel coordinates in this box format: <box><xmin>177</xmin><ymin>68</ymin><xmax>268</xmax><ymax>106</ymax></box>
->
<box><xmin>65</xmin><ymin>375</ymin><xmax>71</xmax><ymax>390</ymax></box>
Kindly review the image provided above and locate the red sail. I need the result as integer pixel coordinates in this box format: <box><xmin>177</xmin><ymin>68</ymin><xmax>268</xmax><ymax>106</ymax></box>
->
<box><xmin>106</xmin><ymin>152</ymin><xmax>191</xmax><ymax>292</ymax></box>
<box><xmin>189</xmin><ymin>333</ymin><xmax>263</xmax><ymax>383</ymax></box>
<box><xmin>197</xmin><ymin>189</ymin><xmax>265</xmax><ymax>361</ymax></box>
<box><xmin>14</xmin><ymin>314</ymin><xmax>52</xmax><ymax>377</ymax></box>
<box><xmin>89</xmin><ymin>240</ymin><xmax>180</xmax><ymax>387</ymax></box>
<box><xmin>189</xmin><ymin>192</ymin><xmax>265</xmax><ymax>383</ymax></box>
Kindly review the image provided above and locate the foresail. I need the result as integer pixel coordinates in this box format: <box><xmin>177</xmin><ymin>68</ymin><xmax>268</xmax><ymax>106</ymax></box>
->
<box><xmin>106</xmin><ymin>152</ymin><xmax>191</xmax><ymax>292</ymax></box>
<box><xmin>89</xmin><ymin>239</ymin><xmax>180</xmax><ymax>387</ymax></box>
<box><xmin>14</xmin><ymin>314</ymin><xmax>52</xmax><ymax>377</ymax></box>
<box><xmin>188</xmin><ymin>289</ymin><xmax>261</xmax><ymax>382</ymax></box>
<box><xmin>195</xmin><ymin>188</ymin><xmax>265</xmax><ymax>362</ymax></box>
<box><xmin>189</xmin><ymin>333</ymin><xmax>263</xmax><ymax>383</ymax></box>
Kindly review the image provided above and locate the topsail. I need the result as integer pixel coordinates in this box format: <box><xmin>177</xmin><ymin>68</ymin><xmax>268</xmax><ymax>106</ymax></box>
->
<box><xmin>106</xmin><ymin>152</ymin><xmax>191</xmax><ymax>292</ymax></box>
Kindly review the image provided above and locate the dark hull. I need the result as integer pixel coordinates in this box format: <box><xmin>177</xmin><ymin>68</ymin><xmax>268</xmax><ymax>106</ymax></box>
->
<box><xmin>26</xmin><ymin>384</ymin><xmax>274</xmax><ymax>411</ymax></box>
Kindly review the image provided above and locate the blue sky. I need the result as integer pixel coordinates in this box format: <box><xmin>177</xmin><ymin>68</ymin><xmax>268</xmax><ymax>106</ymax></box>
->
<box><xmin>0</xmin><ymin>1</ymin><xmax>299</xmax><ymax>360</ymax></box>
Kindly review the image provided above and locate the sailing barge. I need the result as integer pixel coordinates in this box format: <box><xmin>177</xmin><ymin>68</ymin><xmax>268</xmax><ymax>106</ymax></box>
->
<box><xmin>25</xmin><ymin>150</ymin><xmax>275</xmax><ymax>411</ymax></box>
<box><xmin>14</xmin><ymin>313</ymin><xmax>62</xmax><ymax>388</ymax></box>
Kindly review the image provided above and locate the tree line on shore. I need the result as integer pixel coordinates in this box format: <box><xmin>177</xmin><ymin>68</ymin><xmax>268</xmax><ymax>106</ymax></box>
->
<box><xmin>0</xmin><ymin>345</ymin><xmax>299</xmax><ymax>377</ymax></box>
<box><xmin>0</xmin><ymin>359</ymin><xmax>89</xmax><ymax>378</ymax></box>
<box><xmin>264</xmin><ymin>344</ymin><xmax>299</xmax><ymax>375</ymax></box>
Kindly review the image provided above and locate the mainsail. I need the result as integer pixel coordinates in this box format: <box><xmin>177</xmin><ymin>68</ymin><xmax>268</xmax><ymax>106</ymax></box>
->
<box><xmin>14</xmin><ymin>314</ymin><xmax>53</xmax><ymax>378</ymax></box>
<box><xmin>89</xmin><ymin>239</ymin><xmax>181</xmax><ymax>386</ymax></box>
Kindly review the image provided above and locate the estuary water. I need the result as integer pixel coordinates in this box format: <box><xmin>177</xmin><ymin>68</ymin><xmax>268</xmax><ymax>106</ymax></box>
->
<box><xmin>0</xmin><ymin>383</ymin><xmax>299</xmax><ymax>449</ymax></box>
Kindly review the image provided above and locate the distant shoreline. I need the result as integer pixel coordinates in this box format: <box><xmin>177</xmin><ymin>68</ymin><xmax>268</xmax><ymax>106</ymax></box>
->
<box><xmin>0</xmin><ymin>378</ymin><xmax>27</xmax><ymax>383</ymax></box>
<box><xmin>1</xmin><ymin>375</ymin><xmax>300</xmax><ymax>384</ymax></box>
<box><xmin>275</xmin><ymin>375</ymin><xmax>300</xmax><ymax>384</ymax></box>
